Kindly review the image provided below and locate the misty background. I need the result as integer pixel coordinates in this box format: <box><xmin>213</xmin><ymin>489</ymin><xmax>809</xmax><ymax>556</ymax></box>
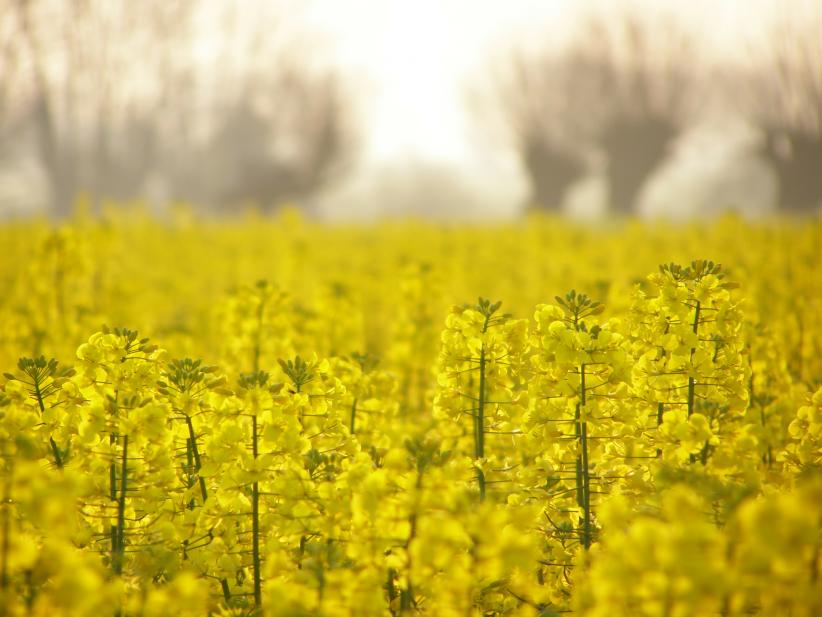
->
<box><xmin>0</xmin><ymin>0</ymin><xmax>820</xmax><ymax>220</ymax></box>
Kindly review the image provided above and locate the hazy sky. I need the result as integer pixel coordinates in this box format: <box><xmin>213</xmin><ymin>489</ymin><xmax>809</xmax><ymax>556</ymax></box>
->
<box><xmin>299</xmin><ymin>0</ymin><xmax>780</xmax><ymax>166</ymax></box>
<box><xmin>283</xmin><ymin>0</ymin><xmax>803</xmax><ymax>218</ymax></box>
<box><xmin>3</xmin><ymin>0</ymin><xmax>806</xmax><ymax>218</ymax></box>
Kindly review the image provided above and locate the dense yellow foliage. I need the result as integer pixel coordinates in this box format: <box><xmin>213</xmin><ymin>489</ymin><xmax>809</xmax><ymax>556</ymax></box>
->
<box><xmin>0</xmin><ymin>208</ymin><xmax>820</xmax><ymax>616</ymax></box>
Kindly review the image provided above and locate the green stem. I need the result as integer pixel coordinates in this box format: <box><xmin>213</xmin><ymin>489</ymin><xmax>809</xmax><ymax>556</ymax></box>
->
<box><xmin>579</xmin><ymin>363</ymin><xmax>591</xmax><ymax>550</ymax></box>
<box><xmin>113</xmin><ymin>435</ymin><xmax>128</xmax><ymax>576</ymax></box>
<box><xmin>574</xmin><ymin>404</ymin><xmax>584</xmax><ymax>512</ymax></box>
<box><xmin>386</xmin><ymin>568</ymin><xmax>399</xmax><ymax>614</ymax></box>
<box><xmin>24</xmin><ymin>569</ymin><xmax>35</xmax><ymax>612</ymax></box>
<box><xmin>33</xmin><ymin>379</ymin><xmax>63</xmax><ymax>468</ymax></box>
<box><xmin>109</xmin><ymin>396</ymin><xmax>119</xmax><ymax>561</ymax></box>
<box><xmin>688</xmin><ymin>301</ymin><xmax>701</xmax><ymax>464</ymax></box>
<box><xmin>296</xmin><ymin>381</ymin><xmax>304</xmax><ymax>428</ymax></box>
<box><xmin>656</xmin><ymin>402</ymin><xmax>664</xmax><ymax>458</ymax></box>
<box><xmin>185</xmin><ymin>439</ymin><xmax>195</xmax><ymax>510</ymax></box>
<box><xmin>1</xmin><ymin>462</ymin><xmax>11</xmax><ymax>593</ymax></box>
<box><xmin>48</xmin><ymin>437</ymin><xmax>63</xmax><ymax>469</ymax></box>
<box><xmin>349</xmin><ymin>397</ymin><xmax>357</xmax><ymax>435</ymax></box>
<box><xmin>687</xmin><ymin>300</ymin><xmax>701</xmax><ymax>418</ymax></box>
<box><xmin>109</xmin><ymin>442</ymin><xmax>117</xmax><ymax>502</ymax></box>
<box><xmin>185</xmin><ymin>416</ymin><xmax>208</xmax><ymax>503</ymax></box>
<box><xmin>475</xmin><ymin>343</ymin><xmax>486</xmax><ymax>501</ymax></box>
<box><xmin>251</xmin><ymin>415</ymin><xmax>262</xmax><ymax>609</ymax></box>
<box><xmin>580</xmin><ymin>427</ymin><xmax>591</xmax><ymax>549</ymax></box>
<box><xmin>399</xmin><ymin>577</ymin><xmax>414</xmax><ymax>611</ymax></box>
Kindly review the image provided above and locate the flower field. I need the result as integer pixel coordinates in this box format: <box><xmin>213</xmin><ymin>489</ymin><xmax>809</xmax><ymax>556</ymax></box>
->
<box><xmin>0</xmin><ymin>210</ymin><xmax>820</xmax><ymax>616</ymax></box>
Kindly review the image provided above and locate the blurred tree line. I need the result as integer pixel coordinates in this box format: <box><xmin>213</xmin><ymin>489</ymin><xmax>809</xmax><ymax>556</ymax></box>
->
<box><xmin>0</xmin><ymin>1</ymin><xmax>819</xmax><ymax>217</ymax></box>
<box><xmin>478</xmin><ymin>4</ymin><xmax>822</xmax><ymax>215</ymax></box>
<box><xmin>0</xmin><ymin>0</ymin><xmax>356</xmax><ymax>216</ymax></box>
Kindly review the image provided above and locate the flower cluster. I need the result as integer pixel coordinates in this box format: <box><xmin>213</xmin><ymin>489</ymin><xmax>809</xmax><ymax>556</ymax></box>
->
<box><xmin>0</xmin><ymin>212</ymin><xmax>819</xmax><ymax>615</ymax></box>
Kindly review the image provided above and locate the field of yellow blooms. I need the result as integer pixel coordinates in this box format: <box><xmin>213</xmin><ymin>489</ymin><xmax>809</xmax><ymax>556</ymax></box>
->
<box><xmin>0</xmin><ymin>208</ymin><xmax>820</xmax><ymax>616</ymax></box>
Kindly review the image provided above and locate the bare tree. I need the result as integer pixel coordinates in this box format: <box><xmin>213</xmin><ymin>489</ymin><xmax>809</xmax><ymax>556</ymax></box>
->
<box><xmin>0</xmin><ymin>1</ymin><xmax>25</xmax><ymax>145</ymax></box>
<box><xmin>482</xmin><ymin>8</ymin><xmax>698</xmax><ymax>215</ymax></box>
<box><xmin>9</xmin><ymin>0</ymin><xmax>196</xmax><ymax>215</ymax></box>
<box><xmin>747</xmin><ymin>9</ymin><xmax>822</xmax><ymax>213</ymax></box>
<box><xmin>181</xmin><ymin>60</ymin><xmax>356</xmax><ymax>211</ymax></box>
<box><xmin>152</xmin><ymin>1</ymin><xmax>358</xmax><ymax>212</ymax></box>
<box><xmin>474</xmin><ymin>52</ymin><xmax>588</xmax><ymax>211</ymax></box>
<box><xmin>5</xmin><ymin>0</ymin><xmax>357</xmax><ymax>216</ymax></box>
<box><xmin>571</xmin><ymin>11</ymin><xmax>697</xmax><ymax>214</ymax></box>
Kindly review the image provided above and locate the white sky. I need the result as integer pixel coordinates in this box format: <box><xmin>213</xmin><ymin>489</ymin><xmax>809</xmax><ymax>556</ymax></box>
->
<box><xmin>299</xmin><ymin>0</ymin><xmax>782</xmax><ymax>166</ymax></box>
<box><xmin>1</xmin><ymin>0</ymin><xmax>813</xmax><ymax>217</ymax></box>
<box><xmin>302</xmin><ymin>0</ymin><xmax>578</xmax><ymax>163</ymax></box>
<box><xmin>286</xmin><ymin>0</ymin><xmax>807</xmax><ymax>218</ymax></box>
